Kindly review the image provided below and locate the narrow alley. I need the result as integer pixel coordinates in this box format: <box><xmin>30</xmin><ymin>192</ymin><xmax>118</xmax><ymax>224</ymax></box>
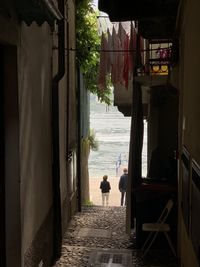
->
<box><xmin>54</xmin><ymin>206</ymin><xmax>177</xmax><ymax>267</ymax></box>
<box><xmin>1</xmin><ymin>1</ymin><xmax>200</xmax><ymax>266</ymax></box>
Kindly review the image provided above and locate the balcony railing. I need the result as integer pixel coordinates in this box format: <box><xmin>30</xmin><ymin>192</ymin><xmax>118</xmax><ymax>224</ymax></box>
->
<box><xmin>137</xmin><ymin>40</ymin><xmax>172</xmax><ymax>76</ymax></box>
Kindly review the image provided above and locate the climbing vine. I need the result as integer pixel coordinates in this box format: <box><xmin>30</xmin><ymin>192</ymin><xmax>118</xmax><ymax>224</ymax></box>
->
<box><xmin>76</xmin><ymin>0</ymin><xmax>112</xmax><ymax>105</ymax></box>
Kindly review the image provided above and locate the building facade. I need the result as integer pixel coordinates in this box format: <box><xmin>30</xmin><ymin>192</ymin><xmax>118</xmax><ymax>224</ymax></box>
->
<box><xmin>98</xmin><ymin>0</ymin><xmax>200</xmax><ymax>266</ymax></box>
<box><xmin>0</xmin><ymin>0</ymin><xmax>83</xmax><ymax>266</ymax></box>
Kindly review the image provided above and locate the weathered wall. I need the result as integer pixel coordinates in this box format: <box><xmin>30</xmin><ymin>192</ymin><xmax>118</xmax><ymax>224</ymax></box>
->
<box><xmin>80</xmin><ymin>73</ymin><xmax>90</xmax><ymax>203</ymax></box>
<box><xmin>81</xmin><ymin>139</ymin><xmax>90</xmax><ymax>203</ymax></box>
<box><xmin>180</xmin><ymin>217</ymin><xmax>198</xmax><ymax>267</ymax></box>
<box><xmin>18</xmin><ymin>22</ymin><xmax>53</xmax><ymax>266</ymax></box>
<box><xmin>180</xmin><ymin>0</ymin><xmax>200</xmax><ymax>160</ymax></box>
<box><xmin>58</xmin><ymin>0</ymin><xmax>78</xmax><ymax>232</ymax></box>
<box><xmin>178</xmin><ymin>0</ymin><xmax>200</xmax><ymax>266</ymax></box>
<box><xmin>0</xmin><ymin>1</ymin><xmax>79</xmax><ymax>266</ymax></box>
<box><xmin>67</xmin><ymin>0</ymin><xmax>78</xmax><ymax>218</ymax></box>
<box><xmin>68</xmin><ymin>0</ymin><xmax>77</xmax><ymax>150</ymax></box>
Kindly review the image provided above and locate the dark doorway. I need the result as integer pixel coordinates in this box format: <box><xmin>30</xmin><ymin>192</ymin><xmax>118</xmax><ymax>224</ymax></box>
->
<box><xmin>0</xmin><ymin>44</ymin><xmax>21</xmax><ymax>266</ymax></box>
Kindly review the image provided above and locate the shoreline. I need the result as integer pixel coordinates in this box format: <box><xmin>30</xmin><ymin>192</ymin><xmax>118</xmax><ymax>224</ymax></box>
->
<box><xmin>89</xmin><ymin>176</ymin><xmax>121</xmax><ymax>206</ymax></box>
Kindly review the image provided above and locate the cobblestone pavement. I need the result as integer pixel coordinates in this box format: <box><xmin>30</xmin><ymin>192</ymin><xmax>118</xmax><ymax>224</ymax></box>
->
<box><xmin>54</xmin><ymin>206</ymin><xmax>177</xmax><ymax>267</ymax></box>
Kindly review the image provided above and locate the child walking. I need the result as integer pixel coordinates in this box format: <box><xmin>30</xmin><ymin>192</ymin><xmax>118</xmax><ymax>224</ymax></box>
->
<box><xmin>100</xmin><ymin>175</ymin><xmax>111</xmax><ymax>206</ymax></box>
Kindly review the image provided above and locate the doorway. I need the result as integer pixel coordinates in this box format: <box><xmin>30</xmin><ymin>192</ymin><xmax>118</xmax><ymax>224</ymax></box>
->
<box><xmin>0</xmin><ymin>44</ymin><xmax>21</xmax><ymax>267</ymax></box>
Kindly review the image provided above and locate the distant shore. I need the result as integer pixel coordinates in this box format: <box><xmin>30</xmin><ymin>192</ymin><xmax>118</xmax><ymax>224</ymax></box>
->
<box><xmin>89</xmin><ymin>176</ymin><xmax>121</xmax><ymax>206</ymax></box>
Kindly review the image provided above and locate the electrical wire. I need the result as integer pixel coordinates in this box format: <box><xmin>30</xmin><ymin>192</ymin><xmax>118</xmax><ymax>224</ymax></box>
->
<box><xmin>56</xmin><ymin>47</ymin><xmax>172</xmax><ymax>53</ymax></box>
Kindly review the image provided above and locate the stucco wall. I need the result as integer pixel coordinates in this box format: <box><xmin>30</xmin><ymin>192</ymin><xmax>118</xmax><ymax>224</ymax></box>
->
<box><xmin>81</xmin><ymin>139</ymin><xmax>90</xmax><ymax>203</ymax></box>
<box><xmin>58</xmin><ymin>0</ymin><xmax>77</xmax><ymax>231</ymax></box>
<box><xmin>180</xmin><ymin>216</ymin><xmax>198</xmax><ymax>267</ymax></box>
<box><xmin>18</xmin><ymin>22</ymin><xmax>53</xmax><ymax>266</ymax></box>
<box><xmin>0</xmin><ymin>0</ymin><xmax>78</xmax><ymax>265</ymax></box>
<box><xmin>181</xmin><ymin>0</ymin><xmax>200</xmax><ymax>161</ymax></box>
<box><xmin>179</xmin><ymin>0</ymin><xmax>200</xmax><ymax>266</ymax></box>
<box><xmin>68</xmin><ymin>0</ymin><xmax>77</xmax><ymax>150</ymax></box>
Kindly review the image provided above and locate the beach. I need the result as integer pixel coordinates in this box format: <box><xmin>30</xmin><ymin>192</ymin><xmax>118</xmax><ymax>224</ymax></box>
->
<box><xmin>88</xmin><ymin>94</ymin><xmax>147</xmax><ymax>206</ymax></box>
<box><xmin>89</xmin><ymin>176</ymin><xmax>121</xmax><ymax>206</ymax></box>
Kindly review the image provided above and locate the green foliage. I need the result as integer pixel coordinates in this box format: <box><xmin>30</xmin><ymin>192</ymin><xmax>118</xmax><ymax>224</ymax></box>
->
<box><xmin>83</xmin><ymin>199</ymin><xmax>94</xmax><ymax>206</ymax></box>
<box><xmin>88</xmin><ymin>129</ymin><xmax>99</xmax><ymax>151</ymax></box>
<box><xmin>76</xmin><ymin>0</ymin><xmax>112</xmax><ymax>105</ymax></box>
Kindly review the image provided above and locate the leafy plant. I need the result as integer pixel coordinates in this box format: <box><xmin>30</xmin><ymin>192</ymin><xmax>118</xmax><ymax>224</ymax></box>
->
<box><xmin>88</xmin><ymin>129</ymin><xmax>99</xmax><ymax>151</ymax></box>
<box><xmin>76</xmin><ymin>0</ymin><xmax>112</xmax><ymax>105</ymax></box>
<box><xmin>83</xmin><ymin>199</ymin><xmax>94</xmax><ymax>206</ymax></box>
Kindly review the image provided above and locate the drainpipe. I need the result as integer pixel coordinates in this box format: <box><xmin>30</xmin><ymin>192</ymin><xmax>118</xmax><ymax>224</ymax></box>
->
<box><xmin>0</xmin><ymin>47</ymin><xmax>6</xmax><ymax>267</ymax></box>
<box><xmin>66</xmin><ymin>4</ymin><xmax>70</xmax><ymax>199</ymax></box>
<box><xmin>76</xmin><ymin>67</ymin><xmax>82</xmax><ymax>211</ymax></box>
<box><xmin>52</xmin><ymin>0</ymin><xmax>65</xmax><ymax>262</ymax></box>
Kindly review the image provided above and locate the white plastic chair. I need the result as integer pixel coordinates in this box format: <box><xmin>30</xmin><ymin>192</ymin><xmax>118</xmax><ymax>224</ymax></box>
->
<box><xmin>141</xmin><ymin>198</ymin><xmax>176</xmax><ymax>257</ymax></box>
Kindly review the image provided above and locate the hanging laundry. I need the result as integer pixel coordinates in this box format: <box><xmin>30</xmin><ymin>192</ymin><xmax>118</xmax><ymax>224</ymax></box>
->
<box><xmin>129</xmin><ymin>21</ymin><xmax>137</xmax><ymax>76</ymax></box>
<box><xmin>97</xmin><ymin>22</ymin><xmax>139</xmax><ymax>91</ymax></box>
<box><xmin>111</xmin><ymin>26</ymin><xmax>121</xmax><ymax>87</ymax></box>
<box><xmin>123</xmin><ymin>33</ymin><xmax>130</xmax><ymax>89</ymax></box>
<box><xmin>106</xmin><ymin>28</ymin><xmax>113</xmax><ymax>74</ymax></box>
<box><xmin>97</xmin><ymin>33</ymin><xmax>108</xmax><ymax>90</ymax></box>
<box><xmin>117</xmin><ymin>22</ymin><xmax>126</xmax><ymax>86</ymax></box>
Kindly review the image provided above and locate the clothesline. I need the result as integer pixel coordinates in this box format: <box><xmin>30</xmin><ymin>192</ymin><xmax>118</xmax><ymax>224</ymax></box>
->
<box><xmin>63</xmin><ymin>47</ymin><xmax>172</xmax><ymax>53</ymax></box>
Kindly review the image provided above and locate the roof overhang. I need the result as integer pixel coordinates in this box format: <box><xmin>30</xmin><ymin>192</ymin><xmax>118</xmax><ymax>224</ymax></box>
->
<box><xmin>98</xmin><ymin>0</ymin><xmax>179</xmax><ymax>21</ymax></box>
<box><xmin>16</xmin><ymin>0</ymin><xmax>63</xmax><ymax>26</ymax></box>
<box><xmin>138</xmin><ymin>17</ymin><xmax>177</xmax><ymax>39</ymax></box>
<box><xmin>98</xmin><ymin>0</ymin><xmax>179</xmax><ymax>39</ymax></box>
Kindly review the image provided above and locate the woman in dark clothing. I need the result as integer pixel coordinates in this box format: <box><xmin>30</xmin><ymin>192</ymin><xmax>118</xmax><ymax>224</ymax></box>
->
<box><xmin>100</xmin><ymin>175</ymin><xmax>111</xmax><ymax>206</ymax></box>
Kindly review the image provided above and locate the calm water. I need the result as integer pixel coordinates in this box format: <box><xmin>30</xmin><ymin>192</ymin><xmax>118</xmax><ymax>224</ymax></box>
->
<box><xmin>89</xmin><ymin>94</ymin><xmax>147</xmax><ymax>178</ymax></box>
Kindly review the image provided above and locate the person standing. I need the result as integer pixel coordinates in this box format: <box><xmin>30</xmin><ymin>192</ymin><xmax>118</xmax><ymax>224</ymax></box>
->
<box><xmin>100</xmin><ymin>175</ymin><xmax>111</xmax><ymax>206</ymax></box>
<box><xmin>119</xmin><ymin>168</ymin><xmax>128</xmax><ymax>206</ymax></box>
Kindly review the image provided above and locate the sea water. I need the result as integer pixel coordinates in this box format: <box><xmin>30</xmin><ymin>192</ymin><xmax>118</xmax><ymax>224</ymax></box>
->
<box><xmin>89</xmin><ymin>94</ymin><xmax>147</xmax><ymax>178</ymax></box>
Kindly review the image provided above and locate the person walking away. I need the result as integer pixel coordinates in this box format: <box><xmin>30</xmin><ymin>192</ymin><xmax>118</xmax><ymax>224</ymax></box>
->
<box><xmin>100</xmin><ymin>175</ymin><xmax>111</xmax><ymax>206</ymax></box>
<box><xmin>119</xmin><ymin>168</ymin><xmax>128</xmax><ymax>206</ymax></box>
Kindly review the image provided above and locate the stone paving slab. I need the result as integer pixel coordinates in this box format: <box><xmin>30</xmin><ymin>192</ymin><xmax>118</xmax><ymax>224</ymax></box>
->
<box><xmin>88</xmin><ymin>248</ymin><xmax>132</xmax><ymax>267</ymax></box>
<box><xmin>77</xmin><ymin>228</ymin><xmax>112</xmax><ymax>238</ymax></box>
<box><xmin>54</xmin><ymin>206</ymin><xmax>178</xmax><ymax>267</ymax></box>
